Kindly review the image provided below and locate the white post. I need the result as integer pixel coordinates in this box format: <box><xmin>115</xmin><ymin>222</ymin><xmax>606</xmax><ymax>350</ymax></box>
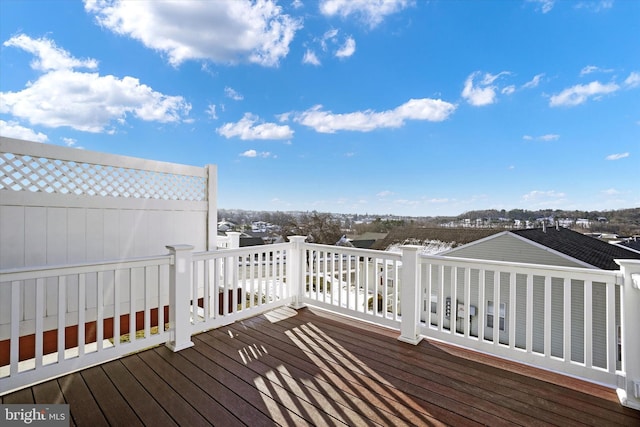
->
<box><xmin>166</xmin><ymin>245</ymin><xmax>195</xmax><ymax>352</ymax></box>
<box><xmin>398</xmin><ymin>245</ymin><xmax>423</xmax><ymax>345</ymax></box>
<box><xmin>206</xmin><ymin>164</ymin><xmax>217</xmax><ymax>251</ymax></box>
<box><xmin>226</xmin><ymin>231</ymin><xmax>241</xmax><ymax>249</ymax></box>
<box><xmin>288</xmin><ymin>236</ymin><xmax>307</xmax><ymax>309</ymax></box>
<box><xmin>615</xmin><ymin>259</ymin><xmax>640</xmax><ymax>410</ymax></box>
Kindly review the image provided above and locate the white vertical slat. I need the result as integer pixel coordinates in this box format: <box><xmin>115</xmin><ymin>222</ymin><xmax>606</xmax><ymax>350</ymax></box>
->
<box><xmin>479</xmin><ymin>269</ymin><xmax>486</xmax><ymax>340</ymax></box>
<box><xmin>338</xmin><ymin>253</ymin><xmax>343</xmax><ymax>310</ymax></box>
<box><xmin>144</xmin><ymin>266</ymin><xmax>152</xmax><ymax>338</ymax></box>
<box><xmin>192</xmin><ymin>260</ymin><xmax>199</xmax><ymax>320</ymax></box>
<box><xmin>78</xmin><ymin>273</ymin><xmax>86</xmax><ymax>357</ymax></box>
<box><xmin>451</xmin><ymin>266</ymin><xmax>457</xmax><ymax>336</ymax></box>
<box><xmin>464</xmin><ymin>266</ymin><xmax>471</xmax><ymax>338</ymax></box>
<box><xmin>232</xmin><ymin>254</ymin><xmax>238</xmax><ymax>313</ymax></box>
<box><xmin>129</xmin><ymin>269</ymin><xmax>135</xmax><ymax>343</ymax></box>
<box><xmin>526</xmin><ymin>274</ymin><xmax>534</xmax><ymax>353</ymax></box>
<box><xmin>606</xmin><ymin>280</ymin><xmax>617</xmax><ymax>373</ymax></box>
<box><xmin>57</xmin><ymin>276</ymin><xmax>66</xmax><ymax>362</ymax></box>
<box><xmin>113</xmin><ymin>270</ymin><xmax>120</xmax><ymax>348</ymax></box>
<box><xmin>563</xmin><ymin>278</ymin><xmax>572</xmax><ymax>363</ymax></box>
<box><xmin>159</xmin><ymin>264</ymin><xmax>167</xmax><ymax>331</ymax></box>
<box><xmin>544</xmin><ymin>276</ymin><xmax>552</xmax><ymax>357</ymax></box>
<box><xmin>355</xmin><ymin>254</ymin><xmax>360</xmax><ymax>312</ymax></box>
<box><xmin>249</xmin><ymin>254</ymin><xmax>255</xmax><ymax>309</ymax></box>
<box><xmin>509</xmin><ymin>272</ymin><xmax>516</xmax><ymax>348</ymax></box>
<box><xmin>35</xmin><ymin>278</ymin><xmax>44</xmax><ymax>368</ymax></box>
<box><xmin>438</xmin><ymin>264</ymin><xmax>445</xmax><ymax>331</ymax></box>
<box><xmin>492</xmin><ymin>271</ymin><xmax>499</xmax><ymax>345</ymax></box>
<box><xmin>97</xmin><ymin>271</ymin><xmax>104</xmax><ymax>351</ymax></box>
<box><xmin>585</xmin><ymin>280</ymin><xmax>594</xmax><ymax>368</ymax></box>
<box><xmin>10</xmin><ymin>280</ymin><xmax>20</xmax><ymax>375</ymax></box>
<box><xmin>203</xmin><ymin>260</ymin><xmax>210</xmax><ymax>320</ymax></box>
<box><xmin>346</xmin><ymin>254</ymin><xmax>352</xmax><ymax>311</ymax></box>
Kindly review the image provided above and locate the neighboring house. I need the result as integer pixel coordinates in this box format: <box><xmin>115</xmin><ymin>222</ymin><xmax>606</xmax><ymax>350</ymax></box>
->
<box><xmin>441</xmin><ymin>226</ymin><xmax>640</xmax><ymax>270</ymax></box>
<box><xmin>432</xmin><ymin>227</ymin><xmax>640</xmax><ymax>370</ymax></box>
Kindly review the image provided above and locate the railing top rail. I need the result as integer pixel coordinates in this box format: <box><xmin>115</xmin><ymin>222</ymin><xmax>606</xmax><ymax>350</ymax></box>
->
<box><xmin>303</xmin><ymin>242</ymin><xmax>403</xmax><ymax>260</ymax></box>
<box><xmin>193</xmin><ymin>242</ymin><xmax>291</xmax><ymax>260</ymax></box>
<box><xmin>0</xmin><ymin>254</ymin><xmax>173</xmax><ymax>281</ymax></box>
<box><xmin>419</xmin><ymin>253</ymin><xmax>623</xmax><ymax>281</ymax></box>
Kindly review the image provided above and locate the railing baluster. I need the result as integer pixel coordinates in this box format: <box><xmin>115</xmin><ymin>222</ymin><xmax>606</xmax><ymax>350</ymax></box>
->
<box><xmin>58</xmin><ymin>276</ymin><xmax>66</xmax><ymax>361</ymax></box>
<box><xmin>543</xmin><ymin>276</ymin><xmax>551</xmax><ymax>357</ymax></box>
<box><xmin>585</xmin><ymin>280</ymin><xmax>593</xmax><ymax>368</ymax></box>
<box><xmin>97</xmin><ymin>271</ymin><xmax>104</xmax><ymax>351</ymax></box>
<box><xmin>35</xmin><ymin>278</ymin><xmax>44</xmax><ymax>368</ymax></box>
<box><xmin>508</xmin><ymin>272</ymin><xmax>516</xmax><ymax>348</ymax></box>
<box><xmin>78</xmin><ymin>273</ymin><xmax>86</xmax><ymax>356</ymax></box>
<box><xmin>10</xmin><ymin>280</ymin><xmax>20</xmax><ymax>375</ymax></box>
<box><xmin>563</xmin><ymin>278</ymin><xmax>571</xmax><ymax>363</ymax></box>
<box><xmin>129</xmin><ymin>269</ymin><xmax>135</xmax><ymax>343</ymax></box>
<box><xmin>114</xmin><ymin>270</ymin><xmax>120</xmax><ymax>348</ymax></box>
<box><xmin>606</xmin><ymin>280</ymin><xmax>616</xmax><ymax>373</ymax></box>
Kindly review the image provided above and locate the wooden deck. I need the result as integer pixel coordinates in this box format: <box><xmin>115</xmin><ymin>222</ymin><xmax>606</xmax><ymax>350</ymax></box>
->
<box><xmin>3</xmin><ymin>306</ymin><xmax>640</xmax><ymax>426</ymax></box>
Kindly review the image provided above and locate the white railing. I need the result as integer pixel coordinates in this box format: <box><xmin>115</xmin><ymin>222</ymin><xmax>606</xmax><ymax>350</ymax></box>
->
<box><xmin>2</xmin><ymin>239</ymin><xmax>639</xmax><ymax>410</ymax></box>
<box><xmin>0</xmin><ymin>255</ymin><xmax>173</xmax><ymax>393</ymax></box>
<box><xmin>300</xmin><ymin>242</ymin><xmax>403</xmax><ymax>329</ymax></box>
<box><xmin>416</xmin><ymin>254</ymin><xmax>622</xmax><ymax>385</ymax></box>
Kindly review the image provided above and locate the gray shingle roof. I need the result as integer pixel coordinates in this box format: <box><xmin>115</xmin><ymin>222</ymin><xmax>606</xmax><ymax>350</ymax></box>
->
<box><xmin>511</xmin><ymin>227</ymin><xmax>640</xmax><ymax>270</ymax></box>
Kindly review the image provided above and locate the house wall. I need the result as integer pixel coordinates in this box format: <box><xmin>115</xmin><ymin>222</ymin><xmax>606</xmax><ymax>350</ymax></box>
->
<box><xmin>444</xmin><ymin>233</ymin><xmax>588</xmax><ymax>268</ymax></box>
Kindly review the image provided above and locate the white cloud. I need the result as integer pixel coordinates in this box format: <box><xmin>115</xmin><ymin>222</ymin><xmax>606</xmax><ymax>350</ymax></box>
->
<box><xmin>225</xmin><ymin>87</ymin><xmax>244</xmax><ymax>101</ymax></box>
<box><xmin>502</xmin><ymin>85</ymin><xmax>515</xmax><ymax>95</ymax></box>
<box><xmin>522</xmin><ymin>73</ymin><xmax>544</xmax><ymax>89</ymax></box>
<box><xmin>0</xmin><ymin>120</ymin><xmax>48</xmax><ymax>142</ymax></box>
<box><xmin>62</xmin><ymin>137</ymin><xmax>76</xmax><ymax>147</ymax></box>
<box><xmin>295</xmin><ymin>98</ymin><xmax>456</xmax><ymax>133</ymax></box>
<box><xmin>1</xmin><ymin>34</ymin><xmax>191</xmax><ymax>133</ymax></box>
<box><xmin>605</xmin><ymin>152</ymin><xmax>629</xmax><ymax>160</ymax></box>
<box><xmin>84</xmin><ymin>0</ymin><xmax>302</xmax><ymax>67</ymax></box>
<box><xmin>3</xmin><ymin>34</ymin><xmax>98</xmax><ymax>72</ymax></box>
<box><xmin>321</xmin><ymin>29</ymin><xmax>339</xmax><ymax>51</ymax></box>
<box><xmin>217</xmin><ymin>113</ymin><xmax>294</xmax><ymax>140</ymax></box>
<box><xmin>303</xmin><ymin>49</ymin><xmax>321</xmax><ymax>65</ymax></box>
<box><xmin>580</xmin><ymin>65</ymin><xmax>613</xmax><ymax>76</ymax></box>
<box><xmin>462</xmin><ymin>71</ymin><xmax>510</xmax><ymax>106</ymax></box>
<box><xmin>377</xmin><ymin>190</ymin><xmax>394</xmax><ymax>197</ymax></box>
<box><xmin>240</xmin><ymin>149</ymin><xmax>273</xmax><ymax>158</ymax></box>
<box><xmin>539</xmin><ymin>134</ymin><xmax>560</xmax><ymax>141</ymax></box>
<box><xmin>335</xmin><ymin>36</ymin><xmax>356</xmax><ymax>58</ymax></box>
<box><xmin>624</xmin><ymin>72</ymin><xmax>640</xmax><ymax>89</ymax></box>
<box><xmin>522</xmin><ymin>190</ymin><xmax>566</xmax><ymax>203</ymax></box>
<box><xmin>575</xmin><ymin>1</ymin><xmax>613</xmax><ymax>12</ymax></box>
<box><xmin>523</xmin><ymin>134</ymin><xmax>559</xmax><ymax>141</ymax></box>
<box><xmin>549</xmin><ymin>81</ymin><xmax>619</xmax><ymax>107</ymax></box>
<box><xmin>527</xmin><ymin>0</ymin><xmax>555</xmax><ymax>13</ymax></box>
<box><xmin>206</xmin><ymin>104</ymin><xmax>218</xmax><ymax>120</ymax></box>
<box><xmin>319</xmin><ymin>0</ymin><xmax>413</xmax><ymax>27</ymax></box>
<box><xmin>602</xmin><ymin>188</ymin><xmax>620</xmax><ymax>195</ymax></box>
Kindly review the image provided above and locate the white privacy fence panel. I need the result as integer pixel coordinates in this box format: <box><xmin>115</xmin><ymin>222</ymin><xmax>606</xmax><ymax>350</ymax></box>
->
<box><xmin>418</xmin><ymin>254</ymin><xmax>622</xmax><ymax>386</ymax></box>
<box><xmin>0</xmin><ymin>255</ymin><xmax>172</xmax><ymax>394</ymax></box>
<box><xmin>0</xmin><ymin>136</ymin><xmax>214</xmax><ymax>270</ymax></box>
<box><xmin>301</xmin><ymin>243</ymin><xmax>403</xmax><ymax>329</ymax></box>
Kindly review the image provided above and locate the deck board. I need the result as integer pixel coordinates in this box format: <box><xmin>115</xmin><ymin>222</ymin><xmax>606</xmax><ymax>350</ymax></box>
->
<box><xmin>3</xmin><ymin>306</ymin><xmax>640</xmax><ymax>426</ymax></box>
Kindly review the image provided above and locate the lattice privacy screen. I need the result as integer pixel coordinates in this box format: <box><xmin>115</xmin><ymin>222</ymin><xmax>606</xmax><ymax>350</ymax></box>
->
<box><xmin>0</xmin><ymin>152</ymin><xmax>207</xmax><ymax>201</ymax></box>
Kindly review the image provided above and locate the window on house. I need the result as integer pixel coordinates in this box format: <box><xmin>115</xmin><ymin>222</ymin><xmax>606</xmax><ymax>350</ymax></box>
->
<box><xmin>487</xmin><ymin>301</ymin><xmax>506</xmax><ymax>331</ymax></box>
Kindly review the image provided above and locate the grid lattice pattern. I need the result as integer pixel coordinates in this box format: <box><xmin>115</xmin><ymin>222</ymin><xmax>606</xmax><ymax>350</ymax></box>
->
<box><xmin>0</xmin><ymin>152</ymin><xmax>206</xmax><ymax>201</ymax></box>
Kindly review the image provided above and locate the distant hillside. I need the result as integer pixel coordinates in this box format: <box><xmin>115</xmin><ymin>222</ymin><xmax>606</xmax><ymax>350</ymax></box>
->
<box><xmin>371</xmin><ymin>227</ymin><xmax>502</xmax><ymax>251</ymax></box>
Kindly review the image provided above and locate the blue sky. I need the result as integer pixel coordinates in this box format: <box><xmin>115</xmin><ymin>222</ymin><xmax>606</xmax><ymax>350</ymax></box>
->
<box><xmin>1</xmin><ymin>0</ymin><xmax>638</xmax><ymax>216</ymax></box>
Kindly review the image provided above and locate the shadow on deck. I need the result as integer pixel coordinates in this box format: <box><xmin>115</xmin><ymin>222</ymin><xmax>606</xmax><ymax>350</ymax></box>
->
<box><xmin>2</xmin><ymin>306</ymin><xmax>639</xmax><ymax>426</ymax></box>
